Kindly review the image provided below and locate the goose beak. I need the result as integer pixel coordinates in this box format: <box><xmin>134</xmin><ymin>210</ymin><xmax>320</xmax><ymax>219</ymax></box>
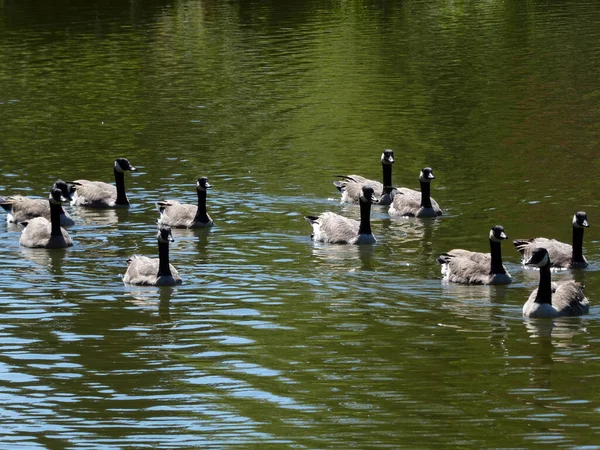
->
<box><xmin>500</xmin><ymin>232</ymin><xmax>507</xmax><ymax>240</ymax></box>
<box><xmin>130</xmin><ymin>166</ymin><xmax>137</xmax><ymax>172</ymax></box>
<box><xmin>583</xmin><ymin>220</ymin><xmax>590</xmax><ymax>227</ymax></box>
<box><xmin>428</xmin><ymin>173</ymin><xmax>435</xmax><ymax>180</ymax></box>
<box><xmin>388</xmin><ymin>156</ymin><xmax>395</xmax><ymax>164</ymax></box>
<box><xmin>205</xmin><ymin>182</ymin><xmax>212</xmax><ymax>189</ymax></box>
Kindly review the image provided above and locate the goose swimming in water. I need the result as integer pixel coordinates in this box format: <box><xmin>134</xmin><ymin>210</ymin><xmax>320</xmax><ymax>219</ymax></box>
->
<box><xmin>19</xmin><ymin>187</ymin><xmax>73</xmax><ymax>249</ymax></box>
<box><xmin>1</xmin><ymin>180</ymin><xmax>79</xmax><ymax>227</ymax></box>
<box><xmin>306</xmin><ymin>186</ymin><xmax>378</xmax><ymax>245</ymax></box>
<box><xmin>514</xmin><ymin>212</ymin><xmax>590</xmax><ymax>269</ymax></box>
<box><xmin>333</xmin><ymin>149</ymin><xmax>396</xmax><ymax>205</ymax></box>
<box><xmin>388</xmin><ymin>167</ymin><xmax>442</xmax><ymax>218</ymax></box>
<box><xmin>437</xmin><ymin>225</ymin><xmax>511</xmax><ymax>285</ymax></box>
<box><xmin>157</xmin><ymin>177</ymin><xmax>214</xmax><ymax>228</ymax></box>
<box><xmin>71</xmin><ymin>158</ymin><xmax>136</xmax><ymax>208</ymax></box>
<box><xmin>522</xmin><ymin>247</ymin><xmax>589</xmax><ymax>318</ymax></box>
<box><xmin>123</xmin><ymin>226</ymin><xmax>183</xmax><ymax>286</ymax></box>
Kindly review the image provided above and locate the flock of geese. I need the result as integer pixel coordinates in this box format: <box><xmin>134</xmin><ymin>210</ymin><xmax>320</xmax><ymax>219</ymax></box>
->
<box><xmin>0</xmin><ymin>153</ymin><xmax>591</xmax><ymax>319</ymax></box>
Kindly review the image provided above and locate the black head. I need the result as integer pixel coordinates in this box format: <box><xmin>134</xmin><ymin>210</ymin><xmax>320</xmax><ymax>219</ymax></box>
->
<box><xmin>360</xmin><ymin>186</ymin><xmax>377</xmax><ymax>204</ymax></box>
<box><xmin>489</xmin><ymin>225</ymin><xmax>507</xmax><ymax>242</ymax></box>
<box><xmin>419</xmin><ymin>167</ymin><xmax>435</xmax><ymax>182</ymax></box>
<box><xmin>196</xmin><ymin>176</ymin><xmax>211</xmax><ymax>191</ymax></box>
<box><xmin>381</xmin><ymin>149</ymin><xmax>395</xmax><ymax>165</ymax></box>
<box><xmin>115</xmin><ymin>158</ymin><xmax>137</xmax><ymax>173</ymax></box>
<box><xmin>53</xmin><ymin>179</ymin><xmax>80</xmax><ymax>201</ymax></box>
<box><xmin>49</xmin><ymin>187</ymin><xmax>69</xmax><ymax>204</ymax></box>
<box><xmin>524</xmin><ymin>247</ymin><xmax>550</xmax><ymax>267</ymax></box>
<box><xmin>573</xmin><ymin>211</ymin><xmax>589</xmax><ymax>228</ymax></box>
<box><xmin>157</xmin><ymin>226</ymin><xmax>175</xmax><ymax>243</ymax></box>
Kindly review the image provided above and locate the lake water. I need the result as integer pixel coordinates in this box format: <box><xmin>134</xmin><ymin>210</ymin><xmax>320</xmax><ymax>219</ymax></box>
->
<box><xmin>1</xmin><ymin>0</ymin><xmax>600</xmax><ymax>448</ymax></box>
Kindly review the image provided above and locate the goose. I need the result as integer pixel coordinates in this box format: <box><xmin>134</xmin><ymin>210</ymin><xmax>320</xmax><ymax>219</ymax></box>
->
<box><xmin>514</xmin><ymin>211</ymin><xmax>590</xmax><ymax>269</ymax></box>
<box><xmin>123</xmin><ymin>226</ymin><xmax>183</xmax><ymax>286</ymax></box>
<box><xmin>19</xmin><ymin>187</ymin><xmax>73</xmax><ymax>249</ymax></box>
<box><xmin>71</xmin><ymin>158</ymin><xmax>136</xmax><ymax>208</ymax></box>
<box><xmin>333</xmin><ymin>149</ymin><xmax>396</xmax><ymax>205</ymax></box>
<box><xmin>388</xmin><ymin>167</ymin><xmax>442</xmax><ymax>218</ymax></box>
<box><xmin>522</xmin><ymin>247</ymin><xmax>589</xmax><ymax>318</ymax></box>
<box><xmin>305</xmin><ymin>186</ymin><xmax>377</xmax><ymax>244</ymax></box>
<box><xmin>157</xmin><ymin>177</ymin><xmax>213</xmax><ymax>228</ymax></box>
<box><xmin>1</xmin><ymin>180</ymin><xmax>79</xmax><ymax>227</ymax></box>
<box><xmin>437</xmin><ymin>225</ymin><xmax>511</xmax><ymax>285</ymax></box>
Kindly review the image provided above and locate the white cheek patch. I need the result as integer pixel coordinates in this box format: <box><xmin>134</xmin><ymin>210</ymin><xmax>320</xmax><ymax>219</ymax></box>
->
<box><xmin>540</xmin><ymin>252</ymin><xmax>549</xmax><ymax>267</ymax></box>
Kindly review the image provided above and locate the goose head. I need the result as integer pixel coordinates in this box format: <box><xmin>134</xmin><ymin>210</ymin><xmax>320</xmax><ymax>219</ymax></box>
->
<box><xmin>49</xmin><ymin>187</ymin><xmax>70</xmax><ymax>205</ymax></box>
<box><xmin>360</xmin><ymin>186</ymin><xmax>377</xmax><ymax>204</ymax></box>
<box><xmin>158</xmin><ymin>226</ymin><xmax>175</xmax><ymax>243</ymax></box>
<box><xmin>573</xmin><ymin>211</ymin><xmax>589</xmax><ymax>228</ymax></box>
<box><xmin>381</xmin><ymin>149</ymin><xmax>395</xmax><ymax>165</ymax></box>
<box><xmin>196</xmin><ymin>176</ymin><xmax>211</xmax><ymax>192</ymax></box>
<box><xmin>114</xmin><ymin>158</ymin><xmax>137</xmax><ymax>173</ymax></box>
<box><xmin>419</xmin><ymin>167</ymin><xmax>435</xmax><ymax>183</ymax></box>
<box><xmin>489</xmin><ymin>225</ymin><xmax>508</xmax><ymax>243</ymax></box>
<box><xmin>525</xmin><ymin>247</ymin><xmax>550</xmax><ymax>268</ymax></box>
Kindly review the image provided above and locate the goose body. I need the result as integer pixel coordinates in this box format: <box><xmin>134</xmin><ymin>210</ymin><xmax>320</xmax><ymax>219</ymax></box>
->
<box><xmin>522</xmin><ymin>248</ymin><xmax>589</xmax><ymax>318</ymax></box>
<box><xmin>1</xmin><ymin>180</ymin><xmax>78</xmax><ymax>227</ymax></box>
<box><xmin>123</xmin><ymin>226</ymin><xmax>182</xmax><ymax>286</ymax></box>
<box><xmin>19</xmin><ymin>188</ymin><xmax>73</xmax><ymax>249</ymax></box>
<box><xmin>157</xmin><ymin>177</ymin><xmax>213</xmax><ymax>228</ymax></box>
<box><xmin>514</xmin><ymin>212</ymin><xmax>590</xmax><ymax>269</ymax></box>
<box><xmin>306</xmin><ymin>186</ymin><xmax>377</xmax><ymax>245</ymax></box>
<box><xmin>388</xmin><ymin>167</ymin><xmax>442</xmax><ymax>218</ymax></box>
<box><xmin>334</xmin><ymin>149</ymin><xmax>396</xmax><ymax>205</ymax></box>
<box><xmin>71</xmin><ymin>158</ymin><xmax>136</xmax><ymax>208</ymax></box>
<box><xmin>437</xmin><ymin>225</ymin><xmax>511</xmax><ymax>285</ymax></box>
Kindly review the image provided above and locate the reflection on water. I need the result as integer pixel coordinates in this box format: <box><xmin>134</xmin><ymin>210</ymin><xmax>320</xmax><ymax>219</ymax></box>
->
<box><xmin>1</xmin><ymin>0</ymin><xmax>600</xmax><ymax>448</ymax></box>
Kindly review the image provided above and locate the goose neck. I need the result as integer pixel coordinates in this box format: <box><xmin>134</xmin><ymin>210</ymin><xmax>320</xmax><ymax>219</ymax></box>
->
<box><xmin>420</xmin><ymin>180</ymin><xmax>433</xmax><ymax>209</ymax></box>
<box><xmin>194</xmin><ymin>190</ymin><xmax>209</xmax><ymax>222</ymax></box>
<box><xmin>158</xmin><ymin>241</ymin><xmax>172</xmax><ymax>277</ymax></box>
<box><xmin>382</xmin><ymin>163</ymin><xmax>393</xmax><ymax>189</ymax></box>
<box><xmin>534</xmin><ymin>264</ymin><xmax>553</xmax><ymax>305</ymax></box>
<box><xmin>572</xmin><ymin>226</ymin><xmax>585</xmax><ymax>262</ymax></box>
<box><xmin>358</xmin><ymin>200</ymin><xmax>372</xmax><ymax>235</ymax></box>
<box><xmin>114</xmin><ymin>168</ymin><xmax>129</xmax><ymax>205</ymax></box>
<box><xmin>489</xmin><ymin>239</ymin><xmax>506</xmax><ymax>274</ymax></box>
<box><xmin>49</xmin><ymin>201</ymin><xmax>62</xmax><ymax>237</ymax></box>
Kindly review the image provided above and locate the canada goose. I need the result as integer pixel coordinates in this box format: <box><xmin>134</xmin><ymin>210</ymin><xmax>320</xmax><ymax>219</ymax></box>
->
<box><xmin>1</xmin><ymin>180</ymin><xmax>79</xmax><ymax>227</ymax></box>
<box><xmin>71</xmin><ymin>158</ymin><xmax>136</xmax><ymax>208</ymax></box>
<box><xmin>123</xmin><ymin>226</ymin><xmax>183</xmax><ymax>286</ymax></box>
<box><xmin>157</xmin><ymin>177</ymin><xmax>213</xmax><ymax>228</ymax></box>
<box><xmin>333</xmin><ymin>149</ymin><xmax>396</xmax><ymax>205</ymax></box>
<box><xmin>19</xmin><ymin>187</ymin><xmax>73</xmax><ymax>249</ymax></box>
<box><xmin>437</xmin><ymin>225</ymin><xmax>511</xmax><ymax>285</ymax></box>
<box><xmin>388</xmin><ymin>167</ymin><xmax>442</xmax><ymax>218</ymax></box>
<box><xmin>305</xmin><ymin>186</ymin><xmax>377</xmax><ymax>244</ymax></box>
<box><xmin>514</xmin><ymin>212</ymin><xmax>590</xmax><ymax>269</ymax></box>
<box><xmin>522</xmin><ymin>247</ymin><xmax>589</xmax><ymax>318</ymax></box>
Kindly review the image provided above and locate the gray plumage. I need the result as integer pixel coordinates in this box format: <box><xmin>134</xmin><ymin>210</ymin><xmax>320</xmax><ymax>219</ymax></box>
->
<box><xmin>123</xmin><ymin>226</ymin><xmax>182</xmax><ymax>286</ymax></box>
<box><xmin>514</xmin><ymin>212</ymin><xmax>590</xmax><ymax>269</ymax></box>
<box><xmin>19</xmin><ymin>188</ymin><xmax>73</xmax><ymax>249</ymax></box>
<box><xmin>388</xmin><ymin>167</ymin><xmax>442</xmax><ymax>218</ymax></box>
<box><xmin>306</xmin><ymin>186</ymin><xmax>377</xmax><ymax>245</ymax></box>
<box><xmin>333</xmin><ymin>149</ymin><xmax>395</xmax><ymax>205</ymax></box>
<box><xmin>1</xmin><ymin>180</ymin><xmax>77</xmax><ymax>227</ymax></box>
<box><xmin>522</xmin><ymin>248</ymin><xmax>589</xmax><ymax>318</ymax></box>
<box><xmin>71</xmin><ymin>158</ymin><xmax>136</xmax><ymax>208</ymax></box>
<box><xmin>437</xmin><ymin>225</ymin><xmax>511</xmax><ymax>285</ymax></box>
<box><xmin>157</xmin><ymin>177</ymin><xmax>213</xmax><ymax>228</ymax></box>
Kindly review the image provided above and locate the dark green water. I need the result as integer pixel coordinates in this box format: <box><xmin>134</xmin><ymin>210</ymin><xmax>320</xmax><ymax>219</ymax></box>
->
<box><xmin>1</xmin><ymin>0</ymin><xmax>600</xmax><ymax>448</ymax></box>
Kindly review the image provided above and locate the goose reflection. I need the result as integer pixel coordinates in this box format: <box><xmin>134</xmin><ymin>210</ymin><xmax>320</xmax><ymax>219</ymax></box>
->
<box><xmin>123</xmin><ymin>285</ymin><xmax>176</xmax><ymax>323</ymax></box>
<box><xmin>20</xmin><ymin>247</ymin><xmax>68</xmax><ymax>275</ymax></box>
<box><xmin>439</xmin><ymin>282</ymin><xmax>510</xmax><ymax>321</ymax></box>
<box><xmin>310</xmin><ymin>241</ymin><xmax>376</xmax><ymax>271</ymax></box>
<box><xmin>71</xmin><ymin>207</ymin><xmax>130</xmax><ymax>226</ymax></box>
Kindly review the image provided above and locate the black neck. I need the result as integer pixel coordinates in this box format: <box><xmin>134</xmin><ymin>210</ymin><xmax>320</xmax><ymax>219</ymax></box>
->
<box><xmin>382</xmin><ymin>163</ymin><xmax>392</xmax><ymax>189</ymax></box>
<box><xmin>114</xmin><ymin>168</ymin><xmax>129</xmax><ymax>205</ymax></box>
<box><xmin>49</xmin><ymin>201</ymin><xmax>62</xmax><ymax>237</ymax></box>
<box><xmin>158</xmin><ymin>241</ymin><xmax>172</xmax><ymax>277</ymax></box>
<box><xmin>534</xmin><ymin>264</ymin><xmax>553</xmax><ymax>305</ymax></box>
<box><xmin>489</xmin><ymin>239</ymin><xmax>506</xmax><ymax>274</ymax></box>
<box><xmin>572</xmin><ymin>226</ymin><xmax>585</xmax><ymax>262</ymax></box>
<box><xmin>358</xmin><ymin>200</ymin><xmax>372</xmax><ymax>235</ymax></box>
<box><xmin>420</xmin><ymin>180</ymin><xmax>433</xmax><ymax>209</ymax></box>
<box><xmin>194</xmin><ymin>190</ymin><xmax>209</xmax><ymax>222</ymax></box>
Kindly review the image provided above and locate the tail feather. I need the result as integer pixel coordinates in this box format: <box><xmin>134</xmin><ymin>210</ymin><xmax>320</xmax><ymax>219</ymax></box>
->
<box><xmin>305</xmin><ymin>215</ymin><xmax>319</xmax><ymax>225</ymax></box>
<box><xmin>436</xmin><ymin>253</ymin><xmax>454</xmax><ymax>265</ymax></box>
<box><xmin>513</xmin><ymin>239</ymin><xmax>533</xmax><ymax>254</ymax></box>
